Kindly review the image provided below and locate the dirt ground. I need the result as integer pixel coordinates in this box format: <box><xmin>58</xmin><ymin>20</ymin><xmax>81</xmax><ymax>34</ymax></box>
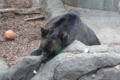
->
<box><xmin>0</xmin><ymin>0</ymin><xmax>46</xmax><ymax>67</ymax></box>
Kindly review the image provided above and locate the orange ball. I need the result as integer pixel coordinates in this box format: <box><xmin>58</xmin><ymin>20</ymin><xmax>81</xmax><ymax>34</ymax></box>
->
<box><xmin>5</xmin><ymin>30</ymin><xmax>16</xmax><ymax>40</ymax></box>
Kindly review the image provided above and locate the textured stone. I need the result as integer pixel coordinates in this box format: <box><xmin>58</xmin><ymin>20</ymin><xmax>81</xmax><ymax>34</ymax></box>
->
<box><xmin>0</xmin><ymin>60</ymin><xmax>8</xmax><ymax>80</ymax></box>
<box><xmin>63</xmin><ymin>40</ymin><xmax>108</xmax><ymax>53</ymax></box>
<box><xmin>45</xmin><ymin>0</ymin><xmax>67</xmax><ymax>19</ymax></box>
<box><xmin>109</xmin><ymin>46</ymin><xmax>120</xmax><ymax>53</ymax></box>
<box><xmin>8</xmin><ymin>56</ymin><xmax>42</xmax><ymax>80</ymax></box>
<box><xmin>31</xmin><ymin>52</ymin><xmax>120</xmax><ymax>80</ymax></box>
<box><xmin>54</xmin><ymin>53</ymin><xmax>120</xmax><ymax>80</ymax></box>
<box><xmin>79</xmin><ymin>65</ymin><xmax>120</xmax><ymax>80</ymax></box>
<box><xmin>31</xmin><ymin>53</ymin><xmax>70</xmax><ymax>80</ymax></box>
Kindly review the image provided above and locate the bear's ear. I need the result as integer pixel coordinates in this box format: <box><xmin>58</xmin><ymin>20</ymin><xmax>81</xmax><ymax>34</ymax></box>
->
<box><xmin>62</xmin><ymin>34</ymin><xmax>69</xmax><ymax>42</ymax></box>
<box><xmin>41</xmin><ymin>28</ymin><xmax>54</xmax><ymax>37</ymax></box>
<box><xmin>41</xmin><ymin>28</ymin><xmax>49</xmax><ymax>37</ymax></box>
<box><xmin>59</xmin><ymin>32</ymin><xmax>69</xmax><ymax>42</ymax></box>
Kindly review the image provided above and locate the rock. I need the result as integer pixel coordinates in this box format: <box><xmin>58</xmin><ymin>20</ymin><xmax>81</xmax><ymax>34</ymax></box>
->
<box><xmin>0</xmin><ymin>60</ymin><xmax>9</xmax><ymax>80</ymax></box>
<box><xmin>45</xmin><ymin>0</ymin><xmax>67</xmax><ymax>19</ymax></box>
<box><xmin>8</xmin><ymin>56</ymin><xmax>42</xmax><ymax>80</ymax></box>
<box><xmin>30</xmin><ymin>40</ymin><xmax>120</xmax><ymax>80</ymax></box>
<box><xmin>54</xmin><ymin>53</ymin><xmax>120</xmax><ymax>80</ymax></box>
<box><xmin>31</xmin><ymin>52</ymin><xmax>120</xmax><ymax>80</ymax></box>
<box><xmin>109</xmin><ymin>46</ymin><xmax>120</xmax><ymax>53</ymax></box>
<box><xmin>79</xmin><ymin>65</ymin><xmax>120</xmax><ymax>80</ymax></box>
<box><xmin>62</xmin><ymin>40</ymin><xmax>86</xmax><ymax>52</ymax></box>
<box><xmin>31</xmin><ymin>53</ymin><xmax>70</xmax><ymax>80</ymax></box>
<box><xmin>63</xmin><ymin>40</ymin><xmax>108</xmax><ymax>53</ymax></box>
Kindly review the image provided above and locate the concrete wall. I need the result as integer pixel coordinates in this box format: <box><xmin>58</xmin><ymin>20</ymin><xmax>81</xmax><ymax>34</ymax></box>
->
<box><xmin>63</xmin><ymin>0</ymin><xmax>120</xmax><ymax>12</ymax></box>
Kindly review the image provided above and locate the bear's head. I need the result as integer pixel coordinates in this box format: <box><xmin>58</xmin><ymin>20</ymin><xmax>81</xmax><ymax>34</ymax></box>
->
<box><xmin>40</xmin><ymin>27</ymin><xmax>69</xmax><ymax>56</ymax></box>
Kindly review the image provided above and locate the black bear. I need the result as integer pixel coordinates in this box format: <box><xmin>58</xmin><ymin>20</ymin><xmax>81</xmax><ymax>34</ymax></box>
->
<box><xmin>31</xmin><ymin>12</ymin><xmax>101</xmax><ymax>62</ymax></box>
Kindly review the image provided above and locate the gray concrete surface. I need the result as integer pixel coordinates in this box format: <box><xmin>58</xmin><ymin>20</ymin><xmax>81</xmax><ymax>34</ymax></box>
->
<box><xmin>63</xmin><ymin>0</ymin><xmax>120</xmax><ymax>12</ymax></box>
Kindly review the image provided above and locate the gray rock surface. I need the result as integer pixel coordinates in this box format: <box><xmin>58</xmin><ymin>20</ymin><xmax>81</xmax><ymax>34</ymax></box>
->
<box><xmin>63</xmin><ymin>40</ymin><xmax>120</xmax><ymax>54</ymax></box>
<box><xmin>31</xmin><ymin>53</ymin><xmax>70</xmax><ymax>80</ymax></box>
<box><xmin>54</xmin><ymin>53</ymin><xmax>120</xmax><ymax>80</ymax></box>
<box><xmin>0</xmin><ymin>60</ymin><xmax>8</xmax><ymax>80</ymax></box>
<box><xmin>31</xmin><ymin>52</ymin><xmax>120</xmax><ymax>80</ymax></box>
<box><xmin>63</xmin><ymin>40</ymin><xmax>108</xmax><ymax>53</ymax></box>
<box><xmin>79</xmin><ymin>65</ymin><xmax>120</xmax><ymax>80</ymax></box>
<box><xmin>45</xmin><ymin>0</ymin><xmax>67</xmax><ymax>19</ymax></box>
<box><xmin>8</xmin><ymin>56</ymin><xmax>42</xmax><ymax>80</ymax></box>
<box><xmin>31</xmin><ymin>40</ymin><xmax>120</xmax><ymax>80</ymax></box>
<box><xmin>109</xmin><ymin>46</ymin><xmax>120</xmax><ymax>53</ymax></box>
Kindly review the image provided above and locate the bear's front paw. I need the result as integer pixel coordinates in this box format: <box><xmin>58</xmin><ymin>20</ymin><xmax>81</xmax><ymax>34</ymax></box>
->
<box><xmin>31</xmin><ymin>48</ymin><xmax>42</xmax><ymax>56</ymax></box>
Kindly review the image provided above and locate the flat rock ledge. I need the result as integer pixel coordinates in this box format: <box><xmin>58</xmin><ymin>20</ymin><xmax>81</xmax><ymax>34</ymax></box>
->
<box><xmin>1</xmin><ymin>40</ymin><xmax>120</xmax><ymax>80</ymax></box>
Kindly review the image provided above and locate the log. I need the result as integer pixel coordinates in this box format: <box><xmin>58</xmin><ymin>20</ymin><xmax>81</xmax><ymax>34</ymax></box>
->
<box><xmin>0</xmin><ymin>7</ymin><xmax>41</xmax><ymax>15</ymax></box>
<box><xmin>24</xmin><ymin>15</ymin><xmax>45</xmax><ymax>21</ymax></box>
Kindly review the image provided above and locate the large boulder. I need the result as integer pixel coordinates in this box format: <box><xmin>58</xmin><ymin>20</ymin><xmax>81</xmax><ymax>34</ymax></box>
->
<box><xmin>62</xmin><ymin>40</ymin><xmax>108</xmax><ymax>53</ymax></box>
<box><xmin>79</xmin><ymin>65</ymin><xmax>120</xmax><ymax>80</ymax></box>
<box><xmin>8</xmin><ymin>56</ymin><xmax>42</xmax><ymax>80</ymax></box>
<box><xmin>31</xmin><ymin>40</ymin><xmax>120</xmax><ymax>80</ymax></box>
<box><xmin>31</xmin><ymin>52</ymin><xmax>70</xmax><ymax>80</ymax></box>
<box><xmin>54</xmin><ymin>53</ymin><xmax>120</xmax><ymax>80</ymax></box>
<box><xmin>31</xmin><ymin>53</ymin><xmax>120</xmax><ymax>80</ymax></box>
<box><xmin>0</xmin><ymin>60</ymin><xmax>8</xmax><ymax>80</ymax></box>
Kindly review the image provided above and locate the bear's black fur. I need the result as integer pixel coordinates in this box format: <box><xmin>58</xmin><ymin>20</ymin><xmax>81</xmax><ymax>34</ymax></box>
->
<box><xmin>31</xmin><ymin>12</ymin><xmax>101</xmax><ymax>62</ymax></box>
